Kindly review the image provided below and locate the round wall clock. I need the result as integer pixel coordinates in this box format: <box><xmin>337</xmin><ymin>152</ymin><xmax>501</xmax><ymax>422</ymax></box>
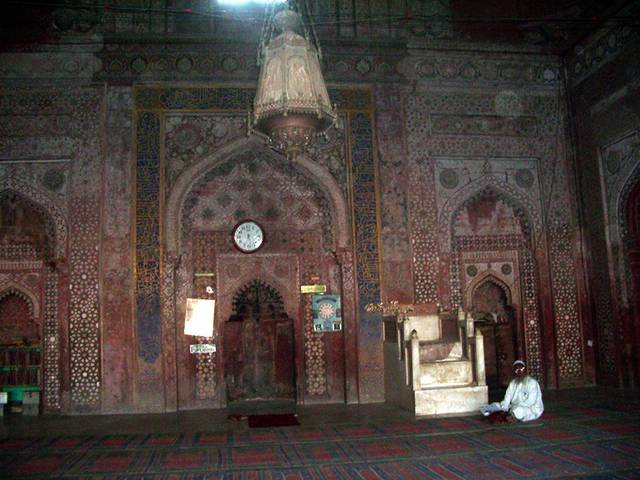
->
<box><xmin>232</xmin><ymin>220</ymin><xmax>264</xmax><ymax>253</ymax></box>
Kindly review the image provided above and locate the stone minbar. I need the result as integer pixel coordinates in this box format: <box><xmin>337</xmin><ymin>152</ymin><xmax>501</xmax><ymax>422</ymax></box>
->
<box><xmin>383</xmin><ymin>304</ymin><xmax>488</xmax><ymax>416</ymax></box>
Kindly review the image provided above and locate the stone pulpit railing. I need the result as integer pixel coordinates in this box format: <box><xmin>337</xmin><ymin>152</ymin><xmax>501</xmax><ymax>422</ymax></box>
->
<box><xmin>374</xmin><ymin>302</ymin><xmax>488</xmax><ymax>416</ymax></box>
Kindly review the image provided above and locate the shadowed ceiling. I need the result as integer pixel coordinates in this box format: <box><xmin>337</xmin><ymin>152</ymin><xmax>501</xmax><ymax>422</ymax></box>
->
<box><xmin>2</xmin><ymin>0</ymin><xmax>638</xmax><ymax>53</ymax></box>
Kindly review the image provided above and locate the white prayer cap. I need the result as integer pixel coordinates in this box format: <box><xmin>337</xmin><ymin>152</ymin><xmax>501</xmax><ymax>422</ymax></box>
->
<box><xmin>513</xmin><ymin>360</ymin><xmax>525</xmax><ymax>367</ymax></box>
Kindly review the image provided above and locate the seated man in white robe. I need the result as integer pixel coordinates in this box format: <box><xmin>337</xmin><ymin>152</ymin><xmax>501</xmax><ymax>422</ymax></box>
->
<box><xmin>480</xmin><ymin>359</ymin><xmax>544</xmax><ymax>423</ymax></box>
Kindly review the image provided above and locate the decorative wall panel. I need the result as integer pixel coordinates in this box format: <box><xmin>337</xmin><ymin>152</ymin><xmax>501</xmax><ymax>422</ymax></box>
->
<box><xmin>350</xmin><ymin>111</ymin><xmax>383</xmax><ymax>401</ymax></box>
<box><xmin>43</xmin><ymin>268</ymin><xmax>60</xmax><ymax>410</ymax></box>
<box><xmin>405</xmin><ymin>86</ymin><xmax>581</xmax><ymax>385</ymax></box>
<box><xmin>0</xmin><ymin>87</ymin><xmax>102</xmax><ymax>410</ymax></box>
<box><xmin>374</xmin><ymin>86</ymin><xmax>413</xmax><ymax>304</ymax></box>
<box><xmin>135</xmin><ymin>112</ymin><xmax>162</xmax><ymax>365</ymax></box>
<box><xmin>567</xmin><ymin>18</ymin><xmax>640</xmax><ymax>87</ymax></box>
<box><xmin>542</xmin><ymin>103</ymin><xmax>583</xmax><ymax>384</ymax></box>
<box><xmin>350</xmin><ymin>112</ymin><xmax>381</xmax><ymax>309</ymax></box>
<box><xmin>548</xmin><ymin>224</ymin><xmax>582</xmax><ymax>380</ymax></box>
<box><xmin>164</xmin><ymin>113</ymin><xmax>246</xmax><ymax>191</ymax></box>
<box><xmin>405</xmin><ymin>95</ymin><xmax>440</xmax><ymax>305</ymax></box>
<box><xmin>101</xmin><ymin>87</ymin><xmax>134</xmax><ymax>411</ymax></box>
<box><xmin>595</xmin><ymin>131</ymin><xmax>640</xmax><ymax>383</ymax></box>
<box><xmin>68</xmin><ymin>90</ymin><xmax>103</xmax><ymax>407</ymax></box>
<box><xmin>134</xmin><ymin>85</ymin><xmax>374</xmax><ymax>406</ymax></box>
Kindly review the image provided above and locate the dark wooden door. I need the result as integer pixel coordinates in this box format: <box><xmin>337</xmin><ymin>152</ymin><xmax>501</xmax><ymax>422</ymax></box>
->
<box><xmin>472</xmin><ymin>279</ymin><xmax>518</xmax><ymax>388</ymax></box>
<box><xmin>478</xmin><ymin>322</ymin><xmax>517</xmax><ymax>388</ymax></box>
<box><xmin>222</xmin><ymin>280</ymin><xmax>295</xmax><ymax>402</ymax></box>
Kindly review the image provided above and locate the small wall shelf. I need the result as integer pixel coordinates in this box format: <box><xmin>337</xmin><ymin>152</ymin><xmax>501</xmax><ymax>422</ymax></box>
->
<box><xmin>0</xmin><ymin>346</ymin><xmax>41</xmax><ymax>403</ymax></box>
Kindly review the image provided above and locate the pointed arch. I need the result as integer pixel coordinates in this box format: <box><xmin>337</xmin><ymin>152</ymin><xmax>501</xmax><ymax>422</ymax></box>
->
<box><xmin>617</xmin><ymin>159</ymin><xmax>640</xmax><ymax>240</ymax></box>
<box><xmin>438</xmin><ymin>176</ymin><xmax>542</xmax><ymax>251</ymax></box>
<box><xmin>231</xmin><ymin>279</ymin><xmax>286</xmax><ymax>321</ymax></box>
<box><xmin>0</xmin><ymin>176</ymin><xmax>67</xmax><ymax>258</ymax></box>
<box><xmin>164</xmin><ymin>136</ymin><xmax>350</xmax><ymax>254</ymax></box>
<box><xmin>0</xmin><ymin>282</ymin><xmax>40</xmax><ymax>319</ymax></box>
<box><xmin>465</xmin><ymin>271</ymin><xmax>513</xmax><ymax>311</ymax></box>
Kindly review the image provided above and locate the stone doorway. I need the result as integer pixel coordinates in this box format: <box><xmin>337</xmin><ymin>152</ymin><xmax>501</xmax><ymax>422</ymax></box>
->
<box><xmin>471</xmin><ymin>278</ymin><xmax>519</xmax><ymax>388</ymax></box>
<box><xmin>222</xmin><ymin>280</ymin><xmax>295</xmax><ymax>402</ymax></box>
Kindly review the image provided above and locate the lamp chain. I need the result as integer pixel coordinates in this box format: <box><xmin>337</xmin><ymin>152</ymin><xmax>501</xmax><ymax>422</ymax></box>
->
<box><xmin>301</xmin><ymin>0</ymin><xmax>323</xmax><ymax>60</ymax></box>
<box><xmin>257</xmin><ymin>1</ymin><xmax>277</xmax><ymax>67</ymax></box>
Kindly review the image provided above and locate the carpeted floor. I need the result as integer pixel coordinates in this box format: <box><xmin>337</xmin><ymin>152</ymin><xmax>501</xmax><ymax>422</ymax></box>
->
<box><xmin>1</xmin><ymin>389</ymin><xmax>640</xmax><ymax>479</ymax></box>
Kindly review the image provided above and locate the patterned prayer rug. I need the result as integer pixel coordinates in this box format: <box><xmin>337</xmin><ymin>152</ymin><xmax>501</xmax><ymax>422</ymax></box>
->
<box><xmin>2</xmin><ymin>395</ymin><xmax>640</xmax><ymax>479</ymax></box>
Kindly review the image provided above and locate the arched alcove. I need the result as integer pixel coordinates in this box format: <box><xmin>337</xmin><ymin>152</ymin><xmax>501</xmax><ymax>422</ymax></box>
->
<box><xmin>467</xmin><ymin>272</ymin><xmax>513</xmax><ymax>318</ymax></box>
<box><xmin>0</xmin><ymin>183</ymin><xmax>65</xmax><ymax>412</ymax></box>
<box><xmin>167</xmin><ymin>137</ymin><xmax>351</xmax><ymax>409</ymax></box>
<box><xmin>469</xmin><ymin>274</ymin><xmax>519</xmax><ymax>388</ymax></box>
<box><xmin>0</xmin><ymin>287</ymin><xmax>39</xmax><ymax>344</ymax></box>
<box><xmin>451</xmin><ymin>185</ymin><xmax>531</xmax><ymax>241</ymax></box>
<box><xmin>165</xmin><ymin>136</ymin><xmax>350</xmax><ymax>254</ymax></box>
<box><xmin>439</xmin><ymin>179</ymin><xmax>542</xmax><ymax>251</ymax></box>
<box><xmin>619</xmin><ymin>171</ymin><xmax>640</xmax><ymax>386</ymax></box>
<box><xmin>223</xmin><ymin>279</ymin><xmax>294</xmax><ymax>402</ymax></box>
<box><xmin>449</xmin><ymin>185</ymin><xmax>541</xmax><ymax>382</ymax></box>
<box><xmin>0</xmin><ymin>190</ymin><xmax>58</xmax><ymax>262</ymax></box>
<box><xmin>0</xmin><ymin>178</ymin><xmax>67</xmax><ymax>259</ymax></box>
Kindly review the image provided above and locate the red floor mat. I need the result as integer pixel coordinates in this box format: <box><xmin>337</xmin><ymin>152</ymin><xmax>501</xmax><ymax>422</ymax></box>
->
<box><xmin>247</xmin><ymin>413</ymin><xmax>300</xmax><ymax>428</ymax></box>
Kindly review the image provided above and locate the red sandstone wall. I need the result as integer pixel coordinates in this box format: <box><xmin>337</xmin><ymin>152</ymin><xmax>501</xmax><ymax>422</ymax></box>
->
<box><xmin>567</xmin><ymin>19</ymin><xmax>640</xmax><ymax>387</ymax></box>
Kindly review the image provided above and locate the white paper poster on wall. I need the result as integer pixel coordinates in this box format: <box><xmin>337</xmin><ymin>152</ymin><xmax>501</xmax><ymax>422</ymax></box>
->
<box><xmin>184</xmin><ymin>298</ymin><xmax>215</xmax><ymax>337</ymax></box>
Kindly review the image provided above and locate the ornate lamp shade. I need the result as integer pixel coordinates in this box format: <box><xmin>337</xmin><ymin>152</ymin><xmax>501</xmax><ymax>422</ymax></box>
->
<box><xmin>253</xmin><ymin>9</ymin><xmax>336</xmax><ymax>158</ymax></box>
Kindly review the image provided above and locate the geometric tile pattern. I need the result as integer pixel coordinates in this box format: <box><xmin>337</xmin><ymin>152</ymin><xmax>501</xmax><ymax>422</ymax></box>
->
<box><xmin>43</xmin><ymin>268</ymin><xmax>60</xmax><ymax>410</ymax></box>
<box><xmin>548</xmin><ymin>225</ymin><xmax>583</xmax><ymax>381</ymax></box>
<box><xmin>404</xmin><ymin>87</ymin><xmax>582</xmax><ymax>385</ymax></box>
<box><xmin>68</xmin><ymin>90</ymin><xmax>103</xmax><ymax>407</ymax></box>
<box><xmin>134</xmin><ymin>85</ymin><xmax>376</xmax><ymax>403</ymax></box>
<box><xmin>68</xmin><ymin>195</ymin><xmax>101</xmax><ymax>406</ymax></box>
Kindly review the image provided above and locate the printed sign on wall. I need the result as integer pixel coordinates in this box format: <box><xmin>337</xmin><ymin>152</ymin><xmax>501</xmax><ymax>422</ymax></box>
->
<box><xmin>312</xmin><ymin>294</ymin><xmax>342</xmax><ymax>332</ymax></box>
<box><xmin>184</xmin><ymin>298</ymin><xmax>216</xmax><ymax>337</ymax></box>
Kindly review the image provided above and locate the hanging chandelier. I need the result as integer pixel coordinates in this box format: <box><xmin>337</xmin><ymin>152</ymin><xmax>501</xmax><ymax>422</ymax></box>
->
<box><xmin>251</xmin><ymin>1</ymin><xmax>337</xmax><ymax>158</ymax></box>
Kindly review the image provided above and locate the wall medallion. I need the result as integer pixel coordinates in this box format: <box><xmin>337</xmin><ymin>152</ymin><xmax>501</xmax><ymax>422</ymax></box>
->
<box><xmin>439</xmin><ymin>168</ymin><xmax>459</xmax><ymax>189</ymax></box>
<box><xmin>515</xmin><ymin>169</ymin><xmax>534</xmax><ymax>189</ymax></box>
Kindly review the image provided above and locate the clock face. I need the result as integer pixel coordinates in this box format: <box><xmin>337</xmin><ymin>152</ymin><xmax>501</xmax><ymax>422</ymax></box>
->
<box><xmin>233</xmin><ymin>221</ymin><xmax>264</xmax><ymax>253</ymax></box>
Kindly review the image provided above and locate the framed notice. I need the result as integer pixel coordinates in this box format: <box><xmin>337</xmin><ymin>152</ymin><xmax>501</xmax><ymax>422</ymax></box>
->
<box><xmin>184</xmin><ymin>298</ymin><xmax>215</xmax><ymax>337</ymax></box>
<box><xmin>312</xmin><ymin>294</ymin><xmax>342</xmax><ymax>332</ymax></box>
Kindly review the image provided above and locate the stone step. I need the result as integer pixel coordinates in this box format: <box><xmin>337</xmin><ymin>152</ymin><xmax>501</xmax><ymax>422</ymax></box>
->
<box><xmin>419</xmin><ymin>341</ymin><xmax>464</xmax><ymax>362</ymax></box>
<box><xmin>419</xmin><ymin>359</ymin><xmax>473</xmax><ymax>388</ymax></box>
<box><xmin>414</xmin><ymin>385</ymin><xmax>488</xmax><ymax>416</ymax></box>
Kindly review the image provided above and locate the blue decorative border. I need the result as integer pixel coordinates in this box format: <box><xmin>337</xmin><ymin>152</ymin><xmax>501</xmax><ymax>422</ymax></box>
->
<box><xmin>350</xmin><ymin>112</ymin><xmax>381</xmax><ymax>309</ymax></box>
<box><xmin>135</xmin><ymin>111</ymin><xmax>162</xmax><ymax>363</ymax></box>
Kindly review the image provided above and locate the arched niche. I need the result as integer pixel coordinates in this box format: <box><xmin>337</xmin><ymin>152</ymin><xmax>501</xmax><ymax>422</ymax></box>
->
<box><xmin>439</xmin><ymin>177</ymin><xmax>541</xmax><ymax>251</ymax></box>
<box><xmin>0</xmin><ymin>283</ymin><xmax>40</xmax><ymax>319</ymax></box>
<box><xmin>468</xmin><ymin>273</ymin><xmax>521</xmax><ymax>388</ymax></box>
<box><xmin>451</xmin><ymin>185</ymin><xmax>533</xmax><ymax>241</ymax></box>
<box><xmin>0</xmin><ymin>178</ymin><xmax>67</xmax><ymax>260</ymax></box>
<box><xmin>465</xmin><ymin>271</ymin><xmax>513</xmax><ymax>316</ymax></box>
<box><xmin>0</xmin><ymin>285</ymin><xmax>40</xmax><ymax>345</ymax></box>
<box><xmin>618</xmin><ymin>161</ymin><xmax>640</xmax><ymax>241</ymax></box>
<box><xmin>447</xmin><ymin>183</ymin><xmax>541</xmax><ymax>382</ymax></box>
<box><xmin>0</xmin><ymin>181</ymin><xmax>66</xmax><ymax>412</ymax></box>
<box><xmin>223</xmin><ymin>279</ymin><xmax>295</xmax><ymax>402</ymax></box>
<box><xmin>618</xmin><ymin>167</ymin><xmax>640</xmax><ymax>385</ymax></box>
<box><xmin>166</xmin><ymin>137</ymin><xmax>351</xmax><ymax>408</ymax></box>
<box><xmin>165</xmin><ymin>136</ymin><xmax>350</xmax><ymax>255</ymax></box>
